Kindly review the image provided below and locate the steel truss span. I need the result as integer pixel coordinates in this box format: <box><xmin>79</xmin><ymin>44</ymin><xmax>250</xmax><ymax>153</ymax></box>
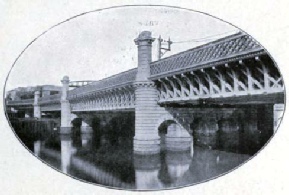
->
<box><xmin>69</xmin><ymin>86</ymin><xmax>135</xmax><ymax>112</ymax></box>
<box><xmin>155</xmin><ymin>55</ymin><xmax>284</xmax><ymax>105</ymax></box>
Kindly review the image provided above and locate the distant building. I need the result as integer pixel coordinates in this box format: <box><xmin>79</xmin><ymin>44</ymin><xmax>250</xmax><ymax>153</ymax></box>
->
<box><xmin>6</xmin><ymin>85</ymin><xmax>62</xmax><ymax>101</ymax></box>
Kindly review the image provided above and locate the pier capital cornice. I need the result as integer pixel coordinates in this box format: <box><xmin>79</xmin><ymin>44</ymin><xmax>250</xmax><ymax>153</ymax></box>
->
<box><xmin>134</xmin><ymin>31</ymin><xmax>155</xmax><ymax>46</ymax></box>
<box><xmin>61</xmin><ymin>76</ymin><xmax>70</xmax><ymax>85</ymax></box>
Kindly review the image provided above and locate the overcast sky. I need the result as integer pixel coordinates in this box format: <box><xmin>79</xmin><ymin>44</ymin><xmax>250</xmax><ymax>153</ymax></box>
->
<box><xmin>6</xmin><ymin>6</ymin><xmax>238</xmax><ymax>91</ymax></box>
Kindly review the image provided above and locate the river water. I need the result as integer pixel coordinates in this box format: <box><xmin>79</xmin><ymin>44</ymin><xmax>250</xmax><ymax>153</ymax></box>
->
<box><xmin>13</xmin><ymin>121</ymin><xmax>251</xmax><ymax>190</ymax></box>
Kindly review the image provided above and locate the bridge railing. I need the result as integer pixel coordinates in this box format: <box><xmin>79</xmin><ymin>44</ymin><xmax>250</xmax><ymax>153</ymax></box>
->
<box><xmin>69</xmin><ymin>81</ymin><xmax>94</xmax><ymax>88</ymax></box>
<box><xmin>68</xmin><ymin>69</ymin><xmax>137</xmax><ymax>98</ymax></box>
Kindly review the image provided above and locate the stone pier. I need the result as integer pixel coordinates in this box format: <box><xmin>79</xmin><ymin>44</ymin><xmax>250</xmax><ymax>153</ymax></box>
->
<box><xmin>25</xmin><ymin>110</ymin><xmax>32</xmax><ymax>118</ymax></box>
<box><xmin>81</xmin><ymin>133</ymin><xmax>93</xmax><ymax>147</ymax></box>
<box><xmin>33</xmin><ymin>91</ymin><xmax>41</xmax><ymax>118</ymax></box>
<box><xmin>33</xmin><ymin>140</ymin><xmax>42</xmax><ymax>157</ymax></box>
<box><xmin>165</xmin><ymin>123</ymin><xmax>192</xmax><ymax>151</ymax></box>
<box><xmin>274</xmin><ymin>104</ymin><xmax>285</xmax><ymax>132</ymax></box>
<box><xmin>81</xmin><ymin>119</ymin><xmax>93</xmax><ymax>134</ymax></box>
<box><xmin>133</xmin><ymin>31</ymin><xmax>161</xmax><ymax>154</ymax></box>
<box><xmin>60</xmin><ymin>76</ymin><xmax>72</xmax><ymax>134</ymax></box>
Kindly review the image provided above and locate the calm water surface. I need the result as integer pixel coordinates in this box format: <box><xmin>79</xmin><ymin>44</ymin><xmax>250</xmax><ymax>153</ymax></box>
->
<box><xmin>24</xmin><ymin>127</ymin><xmax>250</xmax><ymax>190</ymax></box>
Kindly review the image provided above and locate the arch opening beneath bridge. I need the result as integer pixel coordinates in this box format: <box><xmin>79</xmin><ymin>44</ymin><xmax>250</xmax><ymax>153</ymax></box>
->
<box><xmin>157</xmin><ymin>117</ymin><xmax>192</xmax><ymax>152</ymax></box>
<box><xmin>158</xmin><ymin>119</ymin><xmax>177</xmax><ymax>152</ymax></box>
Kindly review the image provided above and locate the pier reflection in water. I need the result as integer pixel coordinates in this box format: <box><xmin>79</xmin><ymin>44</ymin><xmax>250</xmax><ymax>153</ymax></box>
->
<box><xmin>22</xmin><ymin>127</ymin><xmax>250</xmax><ymax>190</ymax></box>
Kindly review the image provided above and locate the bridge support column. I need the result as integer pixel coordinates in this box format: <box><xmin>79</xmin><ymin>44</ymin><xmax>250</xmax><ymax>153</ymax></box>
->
<box><xmin>274</xmin><ymin>104</ymin><xmax>284</xmax><ymax>132</ymax></box>
<box><xmin>25</xmin><ymin>110</ymin><xmax>32</xmax><ymax>118</ymax></box>
<box><xmin>81</xmin><ymin>120</ymin><xmax>93</xmax><ymax>134</ymax></box>
<box><xmin>33</xmin><ymin>91</ymin><xmax>41</xmax><ymax>118</ymax></box>
<box><xmin>81</xmin><ymin>133</ymin><xmax>93</xmax><ymax>147</ymax></box>
<box><xmin>257</xmin><ymin>104</ymin><xmax>274</xmax><ymax>146</ymax></box>
<box><xmin>60</xmin><ymin>76</ymin><xmax>72</xmax><ymax>134</ymax></box>
<box><xmin>165</xmin><ymin>123</ymin><xmax>192</xmax><ymax>151</ymax></box>
<box><xmin>134</xmin><ymin>31</ymin><xmax>160</xmax><ymax>154</ymax></box>
<box><xmin>33</xmin><ymin>140</ymin><xmax>42</xmax><ymax>157</ymax></box>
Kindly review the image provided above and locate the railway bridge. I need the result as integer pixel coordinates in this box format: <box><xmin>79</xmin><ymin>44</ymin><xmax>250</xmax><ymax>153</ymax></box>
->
<box><xmin>6</xmin><ymin>31</ymin><xmax>285</xmax><ymax>154</ymax></box>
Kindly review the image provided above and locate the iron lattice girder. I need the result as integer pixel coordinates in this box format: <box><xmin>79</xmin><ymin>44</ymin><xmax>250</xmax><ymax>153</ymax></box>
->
<box><xmin>70</xmin><ymin>85</ymin><xmax>135</xmax><ymax>111</ymax></box>
<box><xmin>156</xmin><ymin>55</ymin><xmax>284</xmax><ymax>104</ymax></box>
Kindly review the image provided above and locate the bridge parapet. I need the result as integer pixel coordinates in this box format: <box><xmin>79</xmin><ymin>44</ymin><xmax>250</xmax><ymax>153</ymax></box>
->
<box><xmin>66</xmin><ymin>69</ymin><xmax>137</xmax><ymax>112</ymax></box>
<box><xmin>70</xmin><ymin>85</ymin><xmax>135</xmax><ymax>112</ymax></box>
<box><xmin>68</xmin><ymin>68</ymin><xmax>137</xmax><ymax>99</ymax></box>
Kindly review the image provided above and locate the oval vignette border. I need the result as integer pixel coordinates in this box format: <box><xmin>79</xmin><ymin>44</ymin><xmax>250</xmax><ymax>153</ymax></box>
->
<box><xmin>2</xmin><ymin>4</ymin><xmax>287</xmax><ymax>191</ymax></box>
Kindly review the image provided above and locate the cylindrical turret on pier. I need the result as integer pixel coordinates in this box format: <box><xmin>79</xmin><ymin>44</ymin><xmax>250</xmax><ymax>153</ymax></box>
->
<box><xmin>133</xmin><ymin>31</ymin><xmax>160</xmax><ymax>154</ymax></box>
<box><xmin>33</xmin><ymin>90</ymin><xmax>41</xmax><ymax>118</ymax></box>
<box><xmin>60</xmin><ymin>76</ymin><xmax>72</xmax><ymax>133</ymax></box>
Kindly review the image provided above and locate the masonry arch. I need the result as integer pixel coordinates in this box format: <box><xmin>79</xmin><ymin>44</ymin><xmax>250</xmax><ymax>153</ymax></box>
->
<box><xmin>156</xmin><ymin>114</ymin><xmax>192</xmax><ymax>152</ymax></box>
<box><xmin>158</xmin><ymin>119</ymin><xmax>177</xmax><ymax>151</ymax></box>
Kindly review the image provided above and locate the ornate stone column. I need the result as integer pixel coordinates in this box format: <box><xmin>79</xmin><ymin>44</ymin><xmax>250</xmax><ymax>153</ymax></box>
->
<box><xmin>33</xmin><ymin>90</ymin><xmax>41</xmax><ymax>118</ymax></box>
<box><xmin>60</xmin><ymin>76</ymin><xmax>72</xmax><ymax>134</ymax></box>
<box><xmin>134</xmin><ymin>31</ymin><xmax>160</xmax><ymax>154</ymax></box>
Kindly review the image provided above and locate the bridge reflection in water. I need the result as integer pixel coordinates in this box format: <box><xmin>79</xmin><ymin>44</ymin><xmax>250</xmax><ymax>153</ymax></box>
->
<box><xmin>12</xmin><ymin>112</ymin><xmax>251</xmax><ymax>190</ymax></box>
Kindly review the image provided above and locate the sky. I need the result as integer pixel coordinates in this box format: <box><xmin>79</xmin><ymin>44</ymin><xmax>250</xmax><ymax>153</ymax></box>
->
<box><xmin>6</xmin><ymin>6</ymin><xmax>238</xmax><ymax>91</ymax></box>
